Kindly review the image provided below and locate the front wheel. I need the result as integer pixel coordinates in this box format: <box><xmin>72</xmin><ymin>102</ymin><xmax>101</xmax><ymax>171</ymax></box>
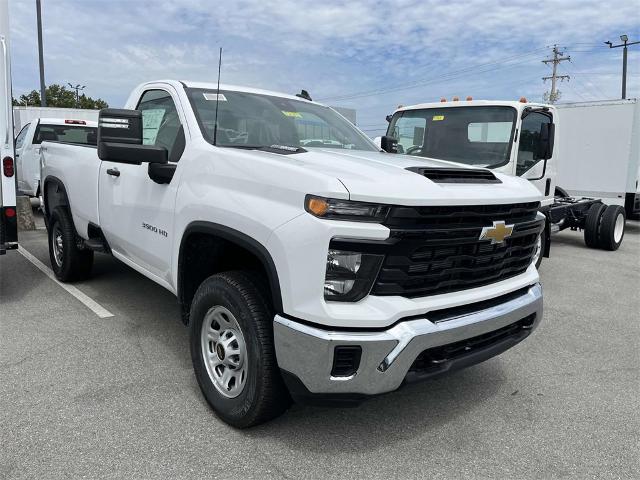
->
<box><xmin>189</xmin><ymin>271</ymin><xmax>290</xmax><ymax>428</ymax></box>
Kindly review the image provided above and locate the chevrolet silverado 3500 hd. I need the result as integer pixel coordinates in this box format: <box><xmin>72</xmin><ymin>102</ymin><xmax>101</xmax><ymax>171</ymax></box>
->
<box><xmin>41</xmin><ymin>80</ymin><xmax>544</xmax><ymax>427</ymax></box>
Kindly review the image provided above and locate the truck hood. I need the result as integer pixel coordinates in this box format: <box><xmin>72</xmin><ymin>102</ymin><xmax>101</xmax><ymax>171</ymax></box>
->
<box><xmin>278</xmin><ymin>148</ymin><xmax>542</xmax><ymax>206</ymax></box>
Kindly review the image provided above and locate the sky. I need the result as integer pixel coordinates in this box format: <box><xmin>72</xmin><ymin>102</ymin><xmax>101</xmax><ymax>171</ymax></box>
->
<box><xmin>7</xmin><ymin>0</ymin><xmax>640</xmax><ymax>136</ymax></box>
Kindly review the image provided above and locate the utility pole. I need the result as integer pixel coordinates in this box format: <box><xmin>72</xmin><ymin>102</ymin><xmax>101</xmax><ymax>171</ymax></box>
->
<box><xmin>605</xmin><ymin>35</ymin><xmax>640</xmax><ymax>99</ymax></box>
<box><xmin>36</xmin><ymin>0</ymin><xmax>46</xmax><ymax>106</ymax></box>
<box><xmin>67</xmin><ymin>83</ymin><xmax>85</xmax><ymax>108</ymax></box>
<box><xmin>542</xmin><ymin>45</ymin><xmax>570</xmax><ymax>104</ymax></box>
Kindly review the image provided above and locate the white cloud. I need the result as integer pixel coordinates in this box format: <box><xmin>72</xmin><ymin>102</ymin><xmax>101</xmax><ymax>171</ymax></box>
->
<box><xmin>7</xmin><ymin>0</ymin><xmax>640</xmax><ymax>128</ymax></box>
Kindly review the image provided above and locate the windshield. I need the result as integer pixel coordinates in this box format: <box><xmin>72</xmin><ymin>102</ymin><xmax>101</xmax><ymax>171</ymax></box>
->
<box><xmin>186</xmin><ymin>88</ymin><xmax>377</xmax><ymax>152</ymax></box>
<box><xmin>387</xmin><ymin>106</ymin><xmax>516</xmax><ymax>167</ymax></box>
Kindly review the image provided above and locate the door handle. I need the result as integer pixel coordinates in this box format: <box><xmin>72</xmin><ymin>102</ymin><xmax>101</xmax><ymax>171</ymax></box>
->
<box><xmin>106</xmin><ymin>168</ymin><xmax>120</xmax><ymax>177</ymax></box>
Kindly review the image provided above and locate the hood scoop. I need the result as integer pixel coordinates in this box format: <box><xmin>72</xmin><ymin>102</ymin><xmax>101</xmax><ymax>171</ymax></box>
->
<box><xmin>406</xmin><ymin>167</ymin><xmax>501</xmax><ymax>184</ymax></box>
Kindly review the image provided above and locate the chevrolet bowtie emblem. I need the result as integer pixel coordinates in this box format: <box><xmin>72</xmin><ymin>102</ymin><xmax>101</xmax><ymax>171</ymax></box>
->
<box><xmin>480</xmin><ymin>221</ymin><xmax>514</xmax><ymax>244</ymax></box>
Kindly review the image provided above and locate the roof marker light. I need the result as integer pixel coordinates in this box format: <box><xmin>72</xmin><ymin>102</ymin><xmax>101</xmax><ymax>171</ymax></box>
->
<box><xmin>440</xmin><ymin>98</ymin><xmax>447</xmax><ymax>102</ymax></box>
<box><xmin>466</xmin><ymin>96</ymin><xmax>473</xmax><ymax>101</ymax></box>
<box><xmin>519</xmin><ymin>97</ymin><xmax>528</xmax><ymax>103</ymax></box>
<box><xmin>452</xmin><ymin>96</ymin><xmax>460</xmax><ymax>101</ymax></box>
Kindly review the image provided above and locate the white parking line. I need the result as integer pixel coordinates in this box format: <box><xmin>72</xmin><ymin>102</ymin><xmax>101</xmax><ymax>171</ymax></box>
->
<box><xmin>17</xmin><ymin>247</ymin><xmax>115</xmax><ymax>319</ymax></box>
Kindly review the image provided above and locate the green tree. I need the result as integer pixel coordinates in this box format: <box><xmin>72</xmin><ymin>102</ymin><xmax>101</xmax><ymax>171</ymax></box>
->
<box><xmin>12</xmin><ymin>83</ymin><xmax>109</xmax><ymax>109</ymax></box>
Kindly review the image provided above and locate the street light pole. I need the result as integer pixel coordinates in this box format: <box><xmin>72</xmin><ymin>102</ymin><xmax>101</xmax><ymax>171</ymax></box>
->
<box><xmin>36</xmin><ymin>0</ymin><xmax>46</xmax><ymax>107</ymax></box>
<box><xmin>605</xmin><ymin>35</ymin><xmax>640</xmax><ymax>100</ymax></box>
<box><xmin>67</xmin><ymin>83</ymin><xmax>86</xmax><ymax>108</ymax></box>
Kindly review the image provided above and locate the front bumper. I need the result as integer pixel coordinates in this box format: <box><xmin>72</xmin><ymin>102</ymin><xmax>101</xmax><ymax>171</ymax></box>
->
<box><xmin>274</xmin><ymin>283</ymin><xmax>542</xmax><ymax>398</ymax></box>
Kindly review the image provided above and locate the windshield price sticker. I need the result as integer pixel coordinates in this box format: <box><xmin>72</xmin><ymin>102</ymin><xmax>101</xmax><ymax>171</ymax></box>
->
<box><xmin>432</xmin><ymin>115</ymin><xmax>445</xmax><ymax>121</ymax></box>
<box><xmin>282</xmin><ymin>111</ymin><xmax>302</xmax><ymax>118</ymax></box>
<box><xmin>203</xmin><ymin>93</ymin><xmax>227</xmax><ymax>101</ymax></box>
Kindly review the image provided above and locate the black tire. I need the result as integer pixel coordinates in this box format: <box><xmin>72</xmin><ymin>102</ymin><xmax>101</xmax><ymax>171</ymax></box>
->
<box><xmin>584</xmin><ymin>203</ymin><xmax>606</xmax><ymax>249</ymax></box>
<box><xmin>189</xmin><ymin>271</ymin><xmax>291</xmax><ymax>428</ymax></box>
<box><xmin>535</xmin><ymin>228</ymin><xmax>546</xmax><ymax>269</ymax></box>
<box><xmin>597</xmin><ymin>205</ymin><xmax>626</xmax><ymax>251</ymax></box>
<box><xmin>47</xmin><ymin>207</ymin><xmax>94</xmax><ymax>281</ymax></box>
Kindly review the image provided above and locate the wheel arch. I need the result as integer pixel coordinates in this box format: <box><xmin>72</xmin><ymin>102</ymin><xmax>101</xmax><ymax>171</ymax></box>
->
<box><xmin>177</xmin><ymin>221</ymin><xmax>283</xmax><ymax>324</ymax></box>
<box><xmin>42</xmin><ymin>175</ymin><xmax>70</xmax><ymax>221</ymax></box>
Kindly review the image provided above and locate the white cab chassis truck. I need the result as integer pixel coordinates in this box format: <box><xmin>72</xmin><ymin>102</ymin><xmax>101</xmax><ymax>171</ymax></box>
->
<box><xmin>0</xmin><ymin>0</ymin><xmax>18</xmax><ymax>255</ymax></box>
<box><xmin>41</xmin><ymin>80</ymin><xmax>544</xmax><ymax>427</ymax></box>
<box><xmin>380</xmin><ymin>99</ymin><xmax>630</xmax><ymax>267</ymax></box>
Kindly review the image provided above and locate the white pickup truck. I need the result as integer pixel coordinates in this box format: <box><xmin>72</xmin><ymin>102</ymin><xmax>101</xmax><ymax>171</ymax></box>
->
<box><xmin>41</xmin><ymin>80</ymin><xmax>544</xmax><ymax>427</ymax></box>
<box><xmin>14</xmin><ymin>117</ymin><xmax>97</xmax><ymax>199</ymax></box>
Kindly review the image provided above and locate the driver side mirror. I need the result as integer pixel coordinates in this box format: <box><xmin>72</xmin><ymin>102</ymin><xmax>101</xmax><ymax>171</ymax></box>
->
<box><xmin>538</xmin><ymin>122</ymin><xmax>555</xmax><ymax>160</ymax></box>
<box><xmin>98</xmin><ymin>108</ymin><xmax>167</xmax><ymax>165</ymax></box>
<box><xmin>380</xmin><ymin>135</ymin><xmax>398</xmax><ymax>154</ymax></box>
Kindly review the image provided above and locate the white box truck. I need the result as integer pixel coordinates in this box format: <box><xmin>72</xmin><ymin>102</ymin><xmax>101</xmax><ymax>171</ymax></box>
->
<box><xmin>0</xmin><ymin>0</ymin><xmax>18</xmax><ymax>255</ymax></box>
<box><xmin>555</xmin><ymin>99</ymin><xmax>640</xmax><ymax>218</ymax></box>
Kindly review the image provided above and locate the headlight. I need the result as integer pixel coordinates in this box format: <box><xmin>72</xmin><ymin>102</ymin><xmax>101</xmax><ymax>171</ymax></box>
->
<box><xmin>324</xmin><ymin>249</ymin><xmax>384</xmax><ymax>302</ymax></box>
<box><xmin>305</xmin><ymin>195</ymin><xmax>389</xmax><ymax>222</ymax></box>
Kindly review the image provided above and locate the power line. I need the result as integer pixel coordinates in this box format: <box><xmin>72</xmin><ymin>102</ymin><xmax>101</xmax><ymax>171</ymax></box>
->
<box><xmin>319</xmin><ymin>47</ymin><xmax>548</xmax><ymax>102</ymax></box>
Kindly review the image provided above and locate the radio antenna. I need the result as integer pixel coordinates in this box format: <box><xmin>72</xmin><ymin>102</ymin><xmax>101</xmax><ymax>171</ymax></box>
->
<box><xmin>213</xmin><ymin>47</ymin><xmax>223</xmax><ymax>146</ymax></box>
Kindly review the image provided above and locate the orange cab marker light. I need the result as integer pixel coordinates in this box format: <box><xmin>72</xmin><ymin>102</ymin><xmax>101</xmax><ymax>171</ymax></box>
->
<box><xmin>306</xmin><ymin>197</ymin><xmax>329</xmax><ymax>216</ymax></box>
<box><xmin>466</xmin><ymin>96</ymin><xmax>473</xmax><ymax>101</ymax></box>
<box><xmin>440</xmin><ymin>98</ymin><xmax>447</xmax><ymax>102</ymax></box>
<box><xmin>519</xmin><ymin>97</ymin><xmax>528</xmax><ymax>103</ymax></box>
<box><xmin>452</xmin><ymin>96</ymin><xmax>460</xmax><ymax>101</ymax></box>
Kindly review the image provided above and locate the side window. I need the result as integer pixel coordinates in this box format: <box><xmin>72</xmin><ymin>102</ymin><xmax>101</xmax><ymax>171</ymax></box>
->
<box><xmin>15</xmin><ymin>123</ymin><xmax>30</xmax><ymax>149</ymax></box>
<box><xmin>517</xmin><ymin>112</ymin><xmax>551</xmax><ymax>176</ymax></box>
<box><xmin>390</xmin><ymin>112</ymin><xmax>426</xmax><ymax>155</ymax></box>
<box><xmin>137</xmin><ymin>90</ymin><xmax>185</xmax><ymax>162</ymax></box>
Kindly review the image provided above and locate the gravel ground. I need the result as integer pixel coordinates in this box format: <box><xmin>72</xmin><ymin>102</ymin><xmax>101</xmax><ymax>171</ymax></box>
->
<box><xmin>1</xmin><ymin>217</ymin><xmax>638</xmax><ymax>480</ymax></box>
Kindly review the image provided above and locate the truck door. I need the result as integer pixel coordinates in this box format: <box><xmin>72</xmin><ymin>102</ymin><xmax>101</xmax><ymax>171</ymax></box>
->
<box><xmin>98</xmin><ymin>88</ymin><xmax>186</xmax><ymax>287</ymax></box>
<box><xmin>516</xmin><ymin>111</ymin><xmax>555</xmax><ymax>205</ymax></box>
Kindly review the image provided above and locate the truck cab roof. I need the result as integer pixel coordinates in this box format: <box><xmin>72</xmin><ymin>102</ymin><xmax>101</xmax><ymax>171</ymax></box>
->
<box><xmin>36</xmin><ymin>118</ymin><xmax>98</xmax><ymax>127</ymax></box>
<box><xmin>134</xmin><ymin>79</ymin><xmax>325</xmax><ymax>107</ymax></box>
<box><xmin>395</xmin><ymin>100</ymin><xmax>554</xmax><ymax>114</ymax></box>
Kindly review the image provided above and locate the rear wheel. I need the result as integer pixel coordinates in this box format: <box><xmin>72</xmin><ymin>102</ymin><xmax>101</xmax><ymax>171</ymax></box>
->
<box><xmin>597</xmin><ymin>205</ymin><xmax>626</xmax><ymax>251</ymax></box>
<box><xmin>189</xmin><ymin>271</ymin><xmax>290</xmax><ymax>428</ymax></box>
<box><xmin>584</xmin><ymin>203</ymin><xmax>606</xmax><ymax>249</ymax></box>
<box><xmin>48</xmin><ymin>207</ymin><xmax>94</xmax><ymax>281</ymax></box>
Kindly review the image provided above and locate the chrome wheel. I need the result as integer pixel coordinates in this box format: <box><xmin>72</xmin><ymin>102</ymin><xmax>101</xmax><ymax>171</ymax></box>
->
<box><xmin>201</xmin><ymin>305</ymin><xmax>247</xmax><ymax>398</ymax></box>
<box><xmin>614</xmin><ymin>213</ymin><xmax>624</xmax><ymax>243</ymax></box>
<box><xmin>52</xmin><ymin>224</ymin><xmax>64</xmax><ymax>267</ymax></box>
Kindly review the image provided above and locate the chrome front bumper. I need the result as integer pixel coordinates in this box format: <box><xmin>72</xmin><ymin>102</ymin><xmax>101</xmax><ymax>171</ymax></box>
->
<box><xmin>274</xmin><ymin>283</ymin><xmax>543</xmax><ymax>397</ymax></box>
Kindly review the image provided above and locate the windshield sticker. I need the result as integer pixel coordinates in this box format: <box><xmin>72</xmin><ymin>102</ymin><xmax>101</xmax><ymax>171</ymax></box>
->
<box><xmin>432</xmin><ymin>115</ymin><xmax>445</xmax><ymax>121</ymax></box>
<box><xmin>282</xmin><ymin>111</ymin><xmax>302</xmax><ymax>118</ymax></box>
<box><xmin>203</xmin><ymin>93</ymin><xmax>227</xmax><ymax>101</ymax></box>
<box><xmin>142</xmin><ymin>108</ymin><xmax>165</xmax><ymax>144</ymax></box>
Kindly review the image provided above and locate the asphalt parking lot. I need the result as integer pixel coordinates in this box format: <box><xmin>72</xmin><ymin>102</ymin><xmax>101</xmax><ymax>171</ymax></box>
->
<box><xmin>1</xmin><ymin>216</ymin><xmax>639</xmax><ymax>480</ymax></box>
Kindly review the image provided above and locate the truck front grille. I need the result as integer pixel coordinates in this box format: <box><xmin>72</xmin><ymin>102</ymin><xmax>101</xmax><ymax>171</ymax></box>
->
<box><xmin>371</xmin><ymin>202</ymin><xmax>542</xmax><ymax>298</ymax></box>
